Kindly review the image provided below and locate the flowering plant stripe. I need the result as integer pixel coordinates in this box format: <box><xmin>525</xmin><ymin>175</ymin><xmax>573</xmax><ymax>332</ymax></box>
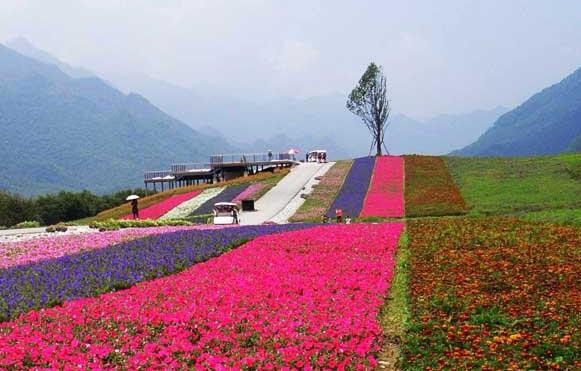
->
<box><xmin>190</xmin><ymin>184</ymin><xmax>249</xmax><ymax>216</ymax></box>
<box><xmin>0</xmin><ymin>223</ymin><xmax>403</xmax><ymax>369</ymax></box>
<box><xmin>122</xmin><ymin>190</ymin><xmax>202</xmax><ymax>220</ymax></box>
<box><xmin>0</xmin><ymin>224</ymin><xmax>314</xmax><ymax>321</ymax></box>
<box><xmin>291</xmin><ymin>160</ymin><xmax>353</xmax><ymax>222</ymax></box>
<box><xmin>231</xmin><ymin>183</ymin><xmax>263</xmax><ymax>203</ymax></box>
<box><xmin>403</xmin><ymin>218</ymin><xmax>580</xmax><ymax>369</ymax></box>
<box><xmin>360</xmin><ymin>156</ymin><xmax>404</xmax><ymax>218</ymax></box>
<box><xmin>403</xmin><ymin>155</ymin><xmax>467</xmax><ymax>217</ymax></box>
<box><xmin>160</xmin><ymin>187</ymin><xmax>226</xmax><ymax>219</ymax></box>
<box><xmin>326</xmin><ymin>156</ymin><xmax>375</xmax><ymax>218</ymax></box>
<box><xmin>0</xmin><ymin>226</ymin><xmax>206</xmax><ymax>270</ymax></box>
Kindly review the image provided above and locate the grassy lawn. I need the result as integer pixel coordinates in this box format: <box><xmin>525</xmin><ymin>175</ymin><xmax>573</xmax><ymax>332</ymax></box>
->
<box><xmin>290</xmin><ymin>160</ymin><xmax>353</xmax><ymax>222</ymax></box>
<box><xmin>445</xmin><ymin>154</ymin><xmax>581</xmax><ymax>219</ymax></box>
<box><xmin>402</xmin><ymin>217</ymin><xmax>580</xmax><ymax>370</ymax></box>
<box><xmin>378</xmin><ymin>229</ymin><xmax>410</xmax><ymax>370</ymax></box>
<box><xmin>404</xmin><ymin>155</ymin><xmax>468</xmax><ymax>217</ymax></box>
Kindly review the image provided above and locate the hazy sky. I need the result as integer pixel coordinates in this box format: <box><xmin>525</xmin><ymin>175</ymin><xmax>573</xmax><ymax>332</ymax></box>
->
<box><xmin>1</xmin><ymin>0</ymin><xmax>580</xmax><ymax>117</ymax></box>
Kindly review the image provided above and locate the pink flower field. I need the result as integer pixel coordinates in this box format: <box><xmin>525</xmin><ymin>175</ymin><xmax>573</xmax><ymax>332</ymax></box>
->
<box><xmin>360</xmin><ymin>156</ymin><xmax>404</xmax><ymax>218</ymax></box>
<box><xmin>0</xmin><ymin>226</ymin><xmax>220</xmax><ymax>269</ymax></box>
<box><xmin>122</xmin><ymin>190</ymin><xmax>203</xmax><ymax>220</ymax></box>
<box><xmin>231</xmin><ymin>183</ymin><xmax>263</xmax><ymax>203</ymax></box>
<box><xmin>0</xmin><ymin>223</ymin><xmax>404</xmax><ymax>369</ymax></box>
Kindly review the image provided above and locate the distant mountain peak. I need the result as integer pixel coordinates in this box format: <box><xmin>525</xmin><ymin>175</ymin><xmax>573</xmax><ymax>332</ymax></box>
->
<box><xmin>5</xmin><ymin>36</ymin><xmax>95</xmax><ymax>79</ymax></box>
<box><xmin>453</xmin><ymin>66</ymin><xmax>581</xmax><ymax>156</ymax></box>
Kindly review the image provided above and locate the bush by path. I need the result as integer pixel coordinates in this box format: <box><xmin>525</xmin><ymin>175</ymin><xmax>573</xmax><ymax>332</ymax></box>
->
<box><xmin>402</xmin><ymin>217</ymin><xmax>580</xmax><ymax>369</ymax></box>
<box><xmin>404</xmin><ymin>155</ymin><xmax>468</xmax><ymax>217</ymax></box>
<box><xmin>290</xmin><ymin>160</ymin><xmax>353</xmax><ymax>222</ymax></box>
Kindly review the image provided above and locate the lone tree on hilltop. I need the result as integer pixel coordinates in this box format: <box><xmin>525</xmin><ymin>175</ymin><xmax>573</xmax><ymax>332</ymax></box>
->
<box><xmin>347</xmin><ymin>62</ymin><xmax>391</xmax><ymax>156</ymax></box>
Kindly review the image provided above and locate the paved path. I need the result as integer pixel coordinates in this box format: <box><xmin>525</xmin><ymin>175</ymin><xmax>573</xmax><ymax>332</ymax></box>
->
<box><xmin>270</xmin><ymin>162</ymin><xmax>334</xmax><ymax>224</ymax></box>
<box><xmin>241</xmin><ymin>162</ymin><xmax>330</xmax><ymax>225</ymax></box>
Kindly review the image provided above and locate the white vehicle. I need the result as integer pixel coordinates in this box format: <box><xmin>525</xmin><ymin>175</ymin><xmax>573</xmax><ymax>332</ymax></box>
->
<box><xmin>306</xmin><ymin>150</ymin><xmax>327</xmax><ymax>163</ymax></box>
<box><xmin>212</xmin><ymin>202</ymin><xmax>240</xmax><ymax>225</ymax></box>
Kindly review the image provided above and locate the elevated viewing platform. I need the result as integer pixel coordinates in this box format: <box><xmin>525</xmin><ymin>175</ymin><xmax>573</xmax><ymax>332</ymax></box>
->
<box><xmin>144</xmin><ymin>151</ymin><xmax>298</xmax><ymax>191</ymax></box>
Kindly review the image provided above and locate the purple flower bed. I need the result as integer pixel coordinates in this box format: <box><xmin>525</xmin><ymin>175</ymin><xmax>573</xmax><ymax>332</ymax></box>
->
<box><xmin>0</xmin><ymin>224</ymin><xmax>317</xmax><ymax>321</ymax></box>
<box><xmin>190</xmin><ymin>184</ymin><xmax>249</xmax><ymax>216</ymax></box>
<box><xmin>326</xmin><ymin>156</ymin><xmax>375</xmax><ymax>218</ymax></box>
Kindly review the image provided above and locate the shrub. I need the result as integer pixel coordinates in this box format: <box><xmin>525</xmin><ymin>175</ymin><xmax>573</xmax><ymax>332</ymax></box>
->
<box><xmin>11</xmin><ymin>221</ymin><xmax>41</xmax><ymax>229</ymax></box>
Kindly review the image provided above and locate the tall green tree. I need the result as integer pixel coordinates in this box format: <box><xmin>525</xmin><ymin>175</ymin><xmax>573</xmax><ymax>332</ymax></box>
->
<box><xmin>347</xmin><ymin>62</ymin><xmax>391</xmax><ymax>156</ymax></box>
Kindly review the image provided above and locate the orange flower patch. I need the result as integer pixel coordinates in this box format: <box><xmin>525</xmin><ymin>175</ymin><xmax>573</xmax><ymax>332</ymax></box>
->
<box><xmin>404</xmin><ymin>155</ymin><xmax>468</xmax><ymax>217</ymax></box>
<box><xmin>403</xmin><ymin>217</ymin><xmax>580</xmax><ymax>369</ymax></box>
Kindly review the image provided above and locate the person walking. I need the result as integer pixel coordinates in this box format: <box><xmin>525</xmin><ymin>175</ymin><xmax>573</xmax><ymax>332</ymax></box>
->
<box><xmin>335</xmin><ymin>208</ymin><xmax>343</xmax><ymax>223</ymax></box>
<box><xmin>131</xmin><ymin>199</ymin><xmax>139</xmax><ymax>220</ymax></box>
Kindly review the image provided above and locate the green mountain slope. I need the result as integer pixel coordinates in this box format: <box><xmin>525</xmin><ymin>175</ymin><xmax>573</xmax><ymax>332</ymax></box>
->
<box><xmin>0</xmin><ymin>44</ymin><xmax>233</xmax><ymax>196</ymax></box>
<box><xmin>453</xmin><ymin>67</ymin><xmax>581</xmax><ymax>156</ymax></box>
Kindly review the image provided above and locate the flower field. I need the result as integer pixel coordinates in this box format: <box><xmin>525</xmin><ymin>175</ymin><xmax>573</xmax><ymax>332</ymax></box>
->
<box><xmin>0</xmin><ymin>226</ymin><xmax>203</xmax><ymax>269</ymax></box>
<box><xmin>291</xmin><ymin>160</ymin><xmax>353</xmax><ymax>222</ymax></box>
<box><xmin>326</xmin><ymin>157</ymin><xmax>375</xmax><ymax>218</ymax></box>
<box><xmin>360</xmin><ymin>156</ymin><xmax>404</xmax><ymax>218</ymax></box>
<box><xmin>122</xmin><ymin>190</ymin><xmax>202</xmax><ymax>220</ymax></box>
<box><xmin>160</xmin><ymin>187</ymin><xmax>225</xmax><ymax>219</ymax></box>
<box><xmin>232</xmin><ymin>183</ymin><xmax>263</xmax><ymax>203</ymax></box>
<box><xmin>190</xmin><ymin>184</ymin><xmax>249</xmax><ymax>216</ymax></box>
<box><xmin>403</xmin><ymin>155</ymin><xmax>468</xmax><ymax>217</ymax></box>
<box><xmin>403</xmin><ymin>217</ymin><xmax>580</xmax><ymax>369</ymax></box>
<box><xmin>0</xmin><ymin>223</ymin><xmax>403</xmax><ymax>369</ymax></box>
<box><xmin>0</xmin><ymin>224</ymin><xmax>314</xmax><ymax>321</ymax></box>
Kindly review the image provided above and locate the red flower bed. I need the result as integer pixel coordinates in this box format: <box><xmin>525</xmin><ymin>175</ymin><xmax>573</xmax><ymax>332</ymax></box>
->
<box><xmin>0</xmin><ymin>223</ymin><xmax>404</xmax><ymax>369</ymax></box>
<box><xmin>361</xmin><ymin>156</ymin><xmax>404</xmax><ymax>218</ymax></box>
<box><xmin>122</xmin><ymin>190</ymin><xmax>202</xmax><ymax>220</ymax></box>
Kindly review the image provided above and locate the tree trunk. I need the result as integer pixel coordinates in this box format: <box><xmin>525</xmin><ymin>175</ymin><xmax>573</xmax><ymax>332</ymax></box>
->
<box><xmin>376</xmin><ymin>138</ymin><xmax>382</xmax><ymax>156</ymax></box>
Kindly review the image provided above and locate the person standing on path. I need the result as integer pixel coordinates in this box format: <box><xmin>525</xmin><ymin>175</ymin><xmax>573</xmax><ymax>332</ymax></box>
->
<box><xmin>335</xmin><ymin>208</ymin><xmax>343</xmax><ymax>223</ymax></box>
<box><xmin>131</xmin><ymin>199</ymin><xmax>139</xmax><ymax>219</ymax></box>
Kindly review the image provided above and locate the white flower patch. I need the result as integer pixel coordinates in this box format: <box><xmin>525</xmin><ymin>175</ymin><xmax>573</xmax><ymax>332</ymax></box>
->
<box><xmin>160</xmin><ymin>187</ymin><xmax>226</xmax><ymax>219</ymax></box>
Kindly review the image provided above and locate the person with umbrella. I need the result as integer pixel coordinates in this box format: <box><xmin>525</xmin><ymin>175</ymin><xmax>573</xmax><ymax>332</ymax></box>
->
<box><xmin>126</xmin><ymin>195</ymin><xmax>140</xmax><ymax>219</ymax></box>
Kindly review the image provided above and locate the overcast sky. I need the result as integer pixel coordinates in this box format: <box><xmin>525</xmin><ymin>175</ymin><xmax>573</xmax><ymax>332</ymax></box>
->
<box><xmin>1</xmin><ymin>0</ymin><xmax>580</xmax><ymax>118</ymax></box>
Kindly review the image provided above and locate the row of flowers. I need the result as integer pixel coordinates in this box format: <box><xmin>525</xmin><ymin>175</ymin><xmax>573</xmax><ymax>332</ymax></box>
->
<box><xmin>190</xmin><ymin>184</ymin><xmax>249</xmax><ymax>216</ymax></box>
<box><xmin>360</xmin><ymin>156</ymin><xmax>404</xmax><ymax>218</ymax></box>
<box><xmin>0</xmin><ymin>224</ymin><xmax>315</xmax><ymax>321</ymax></box>
<box><xmin>403</xmin><ymin>155</ymin><xmax>468</xmax><ymax>217</ymax></box>
<box><xmin>403</xmin><ymin>218</ymin><xmax>580</xmax><ymax>369</ymax></box>
<box><xmin>0</xmin><ymin>226</ymin><xmax>208</xmax><ymax>270</ymax></box>
<box><xmin>0</xmin><ymin>223</ymin><xmax>403</xmax><ymax>369</ymax></box>
<box><xmin>232</xmin><ymin>183</ymin><xmax>263</xmax><ymax>203</ymax></box>
<box><xmin>326</xmin><ymin>157</ymin><xmax>375</xmax><ymax>218</ymax></box>
<box><xmin>159</xmin><ymin>187</ymin><xmax>226</xmax><ymax>219</ymax></box>
<box><xmin>291</xmin><ymin>160</ymin><xmax>353</xmax><ymax>222</ymax></box>
<box><xmin>122</xmin><ymin>191</ymin><xmax>202</xmax><ymax>220</ymax></box>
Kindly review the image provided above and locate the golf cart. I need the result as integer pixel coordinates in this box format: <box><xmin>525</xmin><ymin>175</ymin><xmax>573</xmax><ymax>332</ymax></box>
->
<box><xmin>212</xmin><ymin>202</ymin><xmax>240</xmax><ymax>225</ymax></box>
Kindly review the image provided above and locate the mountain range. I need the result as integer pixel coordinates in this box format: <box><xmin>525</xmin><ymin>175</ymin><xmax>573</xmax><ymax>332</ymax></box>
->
<box><xmin>6</xmin><ymin>38</ymin><xmax>508</xmax><ymax>160</ymax></box>
<box><xmin>0</xmin><ymin>43</ymin><xmax>233</xmax><ymax>196</ymax></box>
<box><xmin>454</xmin><ymin>67</ymin><xmax>581</xmax><ymax>156</ymax></box>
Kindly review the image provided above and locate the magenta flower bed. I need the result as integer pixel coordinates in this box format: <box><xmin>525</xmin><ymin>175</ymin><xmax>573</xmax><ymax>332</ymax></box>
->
<box><xmin>232</xmin><ymin>183</ymin><xmax>263</xmax><ymax>203</ymax></box>
<box><xmin>0</xmin><ymin>226</ymin><xmax>220</xmax><ymax>269</ymax></box>
<box><xmin>360</xmin><ymin>156</ymin><xmax>405</xmax><ymax>218</ymax></box>
<box><xmin>122</xmin><ymin>190</ymin><xmax>202</xmax><ymax>220</ymax></box>
<box><xmin>0</xmin><ymin>223</ymin><xmax>404</xmax><ymax>369</ymax></box>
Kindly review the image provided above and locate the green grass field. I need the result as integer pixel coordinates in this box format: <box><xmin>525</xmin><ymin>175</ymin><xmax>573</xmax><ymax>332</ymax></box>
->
<box><xmin>445</xmin><ymin>153</ymin><xmax>581</xmax><ymax>225</ymax></box>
